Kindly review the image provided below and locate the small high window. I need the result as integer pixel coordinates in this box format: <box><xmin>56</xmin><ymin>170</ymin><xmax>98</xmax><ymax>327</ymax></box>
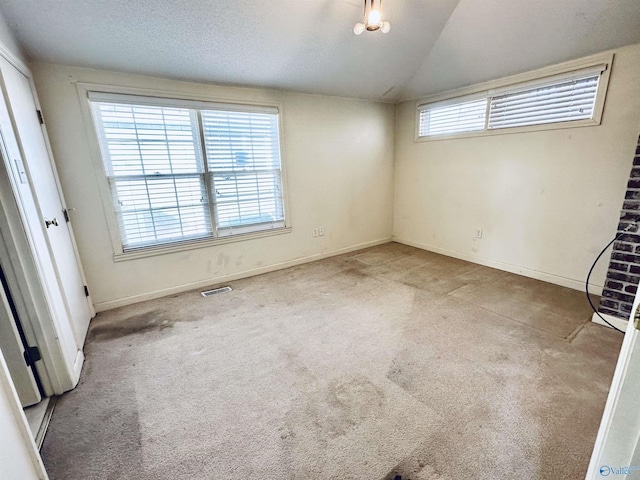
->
<box><xmin>417</xmin><ymin>60</ymin><xmax>610</xmax><ymax>140</ymax></box>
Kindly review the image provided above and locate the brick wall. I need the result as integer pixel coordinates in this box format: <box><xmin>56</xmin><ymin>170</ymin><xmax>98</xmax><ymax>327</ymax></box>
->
<box><xmin>599</xmin><ymin>135</ymin><xmax>640</xmax><ymax>319</ymax></box>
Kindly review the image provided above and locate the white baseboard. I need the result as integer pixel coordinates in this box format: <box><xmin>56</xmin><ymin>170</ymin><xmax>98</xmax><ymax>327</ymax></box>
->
<box><xmin>393</xmin><ymin>236</ymin><xmax>602</xmax><ymax>294</ymax></box>
<box><xmin>591</xmin><ymin>312</ymin><xmax>629</xmax><ymax>332</ymax></box>
<box><xmin>94</xmin><ymin>237</ymin><xmax>393</xmax><ymax>312</ymax></box>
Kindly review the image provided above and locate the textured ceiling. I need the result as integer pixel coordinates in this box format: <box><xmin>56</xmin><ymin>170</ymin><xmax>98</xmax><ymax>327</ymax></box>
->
<box><xmin>1</xmin><ymin>0</ymin><xmax>640</xmax><ymax>102</ymax></box>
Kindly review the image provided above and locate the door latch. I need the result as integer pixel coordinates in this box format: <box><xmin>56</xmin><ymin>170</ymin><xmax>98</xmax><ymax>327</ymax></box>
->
<box><xmin>63</xmin><ymin>208</ymin><xmax>76</xmax><ymax>222</ymax></box>
<box><xmin>44</xmin><ymin>217</ymin><xmax>59</xmax><ymax>228</ymax></box>
<box><xmin>23</xmin><ymin>345</ymin><xmax>41</xmax><ymax>367</ymax></box>
<box><xmin>634</xmin><ymin>305</ymin><xmax>640</xmax><ymax>331</ymax></box>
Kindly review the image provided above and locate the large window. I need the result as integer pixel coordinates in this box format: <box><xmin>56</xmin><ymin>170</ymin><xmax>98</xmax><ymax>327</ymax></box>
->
<box><xmin>417</xmin><ymin>59</ymin><xmax>610</xmax><ymax>139</ymax></box>
<box><xmin>89</xmin><ymin>93</ymin><xmax>286</xmax><ymax>252</ymax></box>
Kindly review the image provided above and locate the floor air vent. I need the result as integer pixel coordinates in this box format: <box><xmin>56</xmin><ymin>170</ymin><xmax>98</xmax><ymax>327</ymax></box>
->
<box><xmin>201</xmin><ymin>286</ymin><xmax>232</xmax><ymax>297</ymax></box>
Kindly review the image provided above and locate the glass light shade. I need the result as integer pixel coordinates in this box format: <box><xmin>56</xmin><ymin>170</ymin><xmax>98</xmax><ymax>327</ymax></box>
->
<box><xmin>353</xmin><ymin>22</ymin><xmax>365</xmax><ymax>35</ymax></box>
<box><xmin>368</xmin><ymin>9</ymin><xmax>381</xmax><ymax>26</ymax></box>
<box><xmin>381</xmin><ymin>21</ymin><xmax>391</xmax><ymax>33</ymax></box>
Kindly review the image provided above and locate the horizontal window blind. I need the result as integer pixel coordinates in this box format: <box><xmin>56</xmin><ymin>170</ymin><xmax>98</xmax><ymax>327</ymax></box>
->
<box><xmin>418</xmin><ymin>98</ymin><xmax>487</xmax><ymax>137</ymax></box>
<box><xmin>93</xmin><ymin>103</ymin><xmax>203</xmax><ymax>176</ymax></box>
<box><xmin>112</xmin><ymin>176</ymin><xmax>211</xmax><ymax>248</ymax></box>
<box><xmin>201</xmin><ymin>110</ymin><xmax>284</xmax><ymax>233</ymax></box>
<box><xmin>90</xmin><ymin>95</ymin><xmax>286</xmax><ymax>252</ymax></box>
<box><xmin>488</xmin><ymin>75</ymin><xmax>599</xmax><ymax>129</ymax></box>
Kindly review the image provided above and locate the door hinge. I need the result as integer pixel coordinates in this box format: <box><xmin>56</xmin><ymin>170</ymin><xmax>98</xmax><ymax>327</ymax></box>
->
<box><xmin>634</xmin><ymin>305</ymin><xmax>640</xmax><ymax>331</ymax></box>
<box><xmin>84</xmin><ymin>285</ymin><xmax>90</xmax><ymax>297</ymax></box>
<box><xmin>23</xmin><ymin>346</ymin><xmax>41</xmax><ymax>367</ymax></box>
<box><xmin>36</xmin><ymin>109</ymin><xmax>44</xmax><ymax>125</ymax></box>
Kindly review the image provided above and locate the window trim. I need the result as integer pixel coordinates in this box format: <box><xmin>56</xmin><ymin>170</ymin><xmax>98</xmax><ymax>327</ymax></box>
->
<box><xmin>414</xmin><ymin>52</ymin><xmax>614</xmax><ymax>142</ymax></box>
<box><xmin>76</xmin><ymin>82</ymin><xmax>291</xmax><ymax>261</ymax></box>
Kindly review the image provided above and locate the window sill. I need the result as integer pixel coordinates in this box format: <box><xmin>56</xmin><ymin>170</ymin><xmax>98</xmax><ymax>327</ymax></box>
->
<box><xmin>112</xmin><ymin>226</ymin><xmax>292</xmax><ymax>262</ymax></box>
<box><xmin>414</xmin><ymin>117</ymin><xmax>600</xmax><ymax>143</ymax></box>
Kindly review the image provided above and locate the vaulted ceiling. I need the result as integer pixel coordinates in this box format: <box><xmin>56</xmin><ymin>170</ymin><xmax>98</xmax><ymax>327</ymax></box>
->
<box><xmin>1</xmin><ymin>0</ymin><xmax>640</xmax><ymax>102</ymax></box>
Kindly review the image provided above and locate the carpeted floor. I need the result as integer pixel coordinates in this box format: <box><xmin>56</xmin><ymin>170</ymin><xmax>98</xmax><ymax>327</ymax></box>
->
<box><xmin>41</xmin><ymin>243</ymin><xmax>623</xmax><ymax>479</ymax></box>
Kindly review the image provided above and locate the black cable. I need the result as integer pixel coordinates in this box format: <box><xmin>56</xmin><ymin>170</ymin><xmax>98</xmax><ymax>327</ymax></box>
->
<box><xmin>585</xmin><ymin>223</ymin><xmax>639</xmax><ymax>334</ymax></box>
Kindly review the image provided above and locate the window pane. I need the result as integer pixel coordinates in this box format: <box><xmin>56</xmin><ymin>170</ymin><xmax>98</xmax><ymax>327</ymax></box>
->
<box><xmin>212</xmin><ymin>171</ymin><xmax>283</xmax><ymax>228</ymax></box>
<box><xmin>201</xmin><ymin>110</ymin><xmax>285</xmax><ymax>229</ymax></box>
<box><xmin>112</xmin><ymin>175</ymin><xmax>211</xmax><ymax>249</ymax></box>
<box><xmin>488</xmin><ymin>75</ymin><xmax>599</xmax><ymax>129</ymax></box>
<box><xmin>93</xmin><ymin>103</ymin><xmax>204</xmax><ymax>175</ymax></box>
<box><xmin>419</xmin><ymin>98</ymin><xmax>487</xmax><ymax>137</ymax></box>
<box><xmin>92</xmin><ymin>101</ymin><xmax>211</xmax><ymax>250</ymax></box>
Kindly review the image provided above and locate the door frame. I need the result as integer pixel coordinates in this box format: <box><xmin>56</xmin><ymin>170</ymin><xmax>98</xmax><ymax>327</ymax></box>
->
<box><xmin>0</xmin><ymin>42</ymin><xmax>93</xmax><ymax>395</ymax></box>
<box><xmin>586</xmin><ymin>298</ymin><xmax>639</xmax><ymax>477</ymax></box>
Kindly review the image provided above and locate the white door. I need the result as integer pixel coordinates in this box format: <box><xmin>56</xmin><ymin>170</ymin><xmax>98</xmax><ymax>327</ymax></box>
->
<box><xmin>0</xmin><ymin>56</ymin><xmax>92</xmax><ymax>348</ymax></box>
<box><xmin>0</xmin><ymin>266</ymin><xmax>40</xmax><ymax>407</ymax></box>
<box><xmin>0</xmin><ymin>81</ymin><xmax>79</xmax><ymax>393</ymax></box>
<box><xmin>586</xmin><ymin>292</ymin><xmax>640</xmax><ymax>479</ymax></box>
<box><xmin>0</xmin><ymin>348</ymin><xmax>48</xmax><ymax>480</ymax></box>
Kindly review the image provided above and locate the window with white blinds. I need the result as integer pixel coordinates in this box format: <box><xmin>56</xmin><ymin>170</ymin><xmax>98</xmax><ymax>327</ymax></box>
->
<box><xmin>488</xmin><ymin>75</ymin><xmax>599</xmax><ymax>129</ymax></box>
<box><xmin>417</xmin><ymin>62</ymin><xmax>608</xmax><ymax>139</ymax></box>
<box><xmin>89</xmin><ymin>94</ymin><xmax>286</xmax><ymax>251</ymax></box>
<box><xmin>201</xmin><ymin>110</ymin><xmax>284</xmax><ymax>236</ymax></box>
<box><xmin>418</xmin><ymin>98</ymin><xmax>487</xmax><ymax>137</ymax></box>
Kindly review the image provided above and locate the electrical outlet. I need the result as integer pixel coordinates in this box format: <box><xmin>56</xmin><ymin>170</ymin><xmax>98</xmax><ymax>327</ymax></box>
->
<box><xmin>318</xmin><ymin>226</ymin><xmax>325</xmax><ymax>237</ymax></box>
<box><xmin>475</xmin><ymin>227</ymin><xmax>483</xmax><ymax>239</ymax></box>
<box><xmin>312</xmin><ymin>228</ymin><xmax>318</xmax><ymax>237</ymax></box>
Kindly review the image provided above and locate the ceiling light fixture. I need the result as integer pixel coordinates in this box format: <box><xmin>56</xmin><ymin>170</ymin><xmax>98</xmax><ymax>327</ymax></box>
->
<box><xmin>353</xmin><ymin>0</ymin><xmax>390</xmax><ymax>35</ymax></box>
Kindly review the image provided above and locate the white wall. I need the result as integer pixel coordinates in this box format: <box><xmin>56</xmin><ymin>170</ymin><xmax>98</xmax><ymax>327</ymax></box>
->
<box><xmin>393</xmin><ymin>43</ymin><xmax>640</xmax><ymax>293</ymax></box>
<box><xmin>30</xmin><ymin>63</ymin><xmax>395</xmax><ymax>311</ymax></box>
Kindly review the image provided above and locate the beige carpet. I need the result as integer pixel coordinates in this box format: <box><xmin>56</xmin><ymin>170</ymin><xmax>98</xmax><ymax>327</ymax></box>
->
<box><xmin>41</xmin><ymin>243</ymin><xmax>623</xmax><ymax>479</ymax></box>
